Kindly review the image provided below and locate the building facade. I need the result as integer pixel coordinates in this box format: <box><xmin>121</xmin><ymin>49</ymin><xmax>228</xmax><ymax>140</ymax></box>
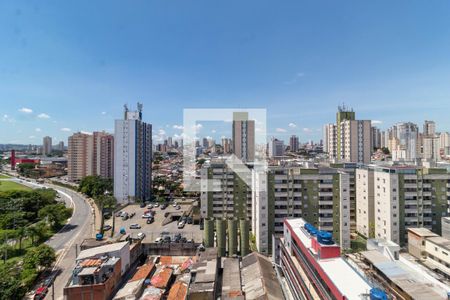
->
<box><xmin>68</xmin><ymin>132</ymin><xmax>94</xmax><ymax>182</ymax></box>
<box><xmin>232</xmin><ymin>112</ymin><xmax>255</xmax><ymax>162</ymax></box>
<box><xmin>93</xmin><ymin>131</ymin><xmax>114</xmax><ymax>179</ymax></box>
<box><xmin>356</xmin><ymin>165</ymin><xmax>450</xmax><ymax>245</ymax></box>
<box><xmin>114</xmin><ymin>103</ymin><xmax>152</xmax><ymax>204</ymax></box>
<box><xmin>43</xmin><ymin>136</ymin><xmax>52</xmax><ymax>155</ymax></box>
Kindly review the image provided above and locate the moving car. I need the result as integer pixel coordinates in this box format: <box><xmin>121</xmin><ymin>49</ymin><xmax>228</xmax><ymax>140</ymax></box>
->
<box><xmin>129</xmin><ymin>224</ymin><xmax>141</xmax><ymax>229</ymax></box>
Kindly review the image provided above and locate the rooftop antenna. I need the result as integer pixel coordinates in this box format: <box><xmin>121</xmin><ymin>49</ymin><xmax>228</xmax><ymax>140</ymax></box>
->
<box><xmin>124</xmin><ymin>104</ymin><xmax>129</xmax><ymax>119</ymax></box>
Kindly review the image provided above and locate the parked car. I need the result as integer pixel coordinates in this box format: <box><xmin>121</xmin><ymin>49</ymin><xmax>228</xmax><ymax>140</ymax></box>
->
<box><xmin>155</xmin><ymin>237</ymin><xmax>163</xmax><ymax>243</ymax></box>
<box><xmin>142</xmin><ymin>214</ymin><xmax>152</xmax><ymax>219</ymax></box>
<box><xmin>186</xmin><ymin>239</ymin><xmax>194</xmax><ymax>243</ymax></box>
<box><xmin>160</xmin><ymin>204</ymin><xmax>167</xmax><ymax>210</ymax></box>
<box><xmin>198</xmin><ymin>244</ymin><xmax>205</xmax><ymax>251</ymax></box>
<box><xmin>147</xmin><ymin>204</ymin><xmax>153</xmax><ymax>209</ymax></box>
<box><xmin>103</xmin><ymin>225</ymin><xmax>112</xmax><ymax>231</ymax></box>
<box><xmin>177</xmin><ymin>221</ymin><xmax>185</xmax><ymax>229</ymax></box>
<box><xmin>175</xmin><ymin>205</ymin><xmax>181</xmax><ymax>210</ymax></box>
<box><xmin>122</xmin><ymin>213</ymin><xmax>129</xmax><ymax>221</ymax></box>
<box><xmin>172</xmin><ymin>202</ymin><xmax>177</xmax><ymax>207</ymax></box>
<box><xmin>164</xmin><ymin>212</ymin><xmax>170</xmax><ymax>218</ymax></box>
<box><xmin>173</xmin><ymin>234</ymin><xmax>182</xmax><ymax>243</ymax></box>
<box><xmin>140</xmin><ymin>202</ymin><xmax>146</xmax><ymax>208</ymax></box>
<box><xmin>163</xmin><ymin>236</ymin><xmax>171</xmax><ymax>243</ymax></box>
<box><xmin>181</xmin><ymin>216</ymin><xmax>187</xmax><ymax>222</ymax></box>
<box><xmin>186</xmin><ymin>217</ymin><xmax>193</xmax><ymax>224</ymax></box>
<box><xmin>115</xmin><ymin>211</ymin><xmax>123</xmax><ymax>217</ymax></box>
<box><xmin>129</xmin><ymin>212</ymin><xmax>136</xmax><ymax>218</ymax></box>
<box><xmin>137</xmin><ymin>232</ymin><xmax>146</xmax><ymax>240</ymax></box>
<box><xmin>180</xmin><ymin>237</ymin><xmax>187</xmax><ymax>243</ymax></box>
<box><xmin>146</xmin><ymin>217</ymin><xmax>154</xmax><ymax>224</ymax></box>
<box><xmin>130</xmin><ymin>224</ymin><xmax>141</xmax><ymax>229</ymax></box>
<box><xmin>154</xmin><ymin>203</ymin><xmax>159</xmax><ymax>208</ymax></box>
<box><xmin>34</xmin><ymin>286</ymin><xmax>48</xmax><ymax>300</ymax></box>
<box><xmin>161</xmin><ymin>230</ymin><xmax>170</xmax><ymax>236</ymax></box>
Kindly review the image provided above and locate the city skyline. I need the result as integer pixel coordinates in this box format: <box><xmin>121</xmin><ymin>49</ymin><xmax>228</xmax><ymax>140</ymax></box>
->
<box><xmin>2</xmin><ymin>1</ymin><xmax>450</xmax><ymax>144</ymax></box>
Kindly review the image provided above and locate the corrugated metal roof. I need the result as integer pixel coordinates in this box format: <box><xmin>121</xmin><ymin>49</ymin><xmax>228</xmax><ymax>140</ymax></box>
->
<box><xmin>167</xmin><ymin>281</ymin><xmax>188</xmax><ymax>300</ymax></box>
<box><xmin>150</xmin><ymin>267</ymin><xmax>173</xmax><ymax>289</ymax></box>
<box><xmin>130</xmin><ymin>263</ymin><xmax>155</xmax><ymax>282</ymax></box>
<box><xmin>241</xmin><ymin>252</ymin><xmax>283</xmax><ymax>300</ymax></box>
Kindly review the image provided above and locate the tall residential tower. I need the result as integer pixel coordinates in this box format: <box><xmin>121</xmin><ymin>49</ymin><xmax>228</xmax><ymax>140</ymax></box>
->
<box><xmin>114</xmin><ymin>103</ymin><xmax>152</xmax><ymax>204</ymax></box>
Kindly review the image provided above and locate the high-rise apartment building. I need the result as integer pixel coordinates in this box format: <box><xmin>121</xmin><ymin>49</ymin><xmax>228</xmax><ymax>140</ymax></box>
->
<box><xmin>68</xmin><ymin>132</ymin><xmax>94</xmax><ymax>182</ymax></box>
<box><xmin>372</xmin><ymin>127</ymin><xmax>381</xmax><ymax>149</ymax></box>
<box><xmin>43</xmin><ymin>136</ymin><xmax>52</xmax><ymax>155</ymax></box>
<box><xmin>339</xmin><ymin>119</ymin><xmax>372</xmax><ymax>163</ymax></box>
<box><xmin>268</xmin><ymin>137</ymin><xmax>284</xmax><ymax>158</ymax></box>
<box><xmin>232</xmin><ymin>112</ymin><xmax>255</xmax><ymax>162</ymax></box>
<box><xmin>388</xmin><ymin>122</ymin><xmax>419</xmax><ymax>162</ymax></box>
<box><xmin>221</xmin><ymin>138</ymin><xmax>232</xmax><ymax>154</ymax></box>
<box><xmin>356</xmin><ymin>165</ymin><xmax>450</xmax><ymax>245</ymax></box>
<box><xmin>289</xmin><ymin>135</ymin><xmax>299</xmax><ymax>152</ymax></box>
<box><xmin>58</xmin><ymin>141</ymin><xmax>65</xmax><ymax>151</ymax></box>
<box><xmin>253</xmin><ymin>166</ymin><xmax>352</xmax><ymax>254</ymax></box>
<box><xmin>93</xmin><ymin>131</ymin><xmax>114</xmax><ymax>179</ymax></box>
<box><xmin>325</xmin><ymin>107</ymin><xmax>371</xmax><ymax>163</ymax></box>
<box><xmin>114</xmin><ymin>103</ymin><xmax>152</xmax><ymax>204</ymax></box>
<box><xmin>423</xmin><ymin>120</ymin><xmax>436</xmax><ymax>137</ymax></box>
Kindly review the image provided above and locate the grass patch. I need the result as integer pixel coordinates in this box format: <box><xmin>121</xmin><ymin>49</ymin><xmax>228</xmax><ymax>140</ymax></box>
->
<box><xmin>0</xmin><ymin>180</ymin><xmax>31</xmax><ymax>192</ymax></box>
<box><xmin>0</xmin><ymin>174</ymin><xmax>10</xmax><ymax>179</ymax></box>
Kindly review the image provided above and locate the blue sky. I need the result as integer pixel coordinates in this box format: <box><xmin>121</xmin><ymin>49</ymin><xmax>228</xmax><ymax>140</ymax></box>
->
<box><xmin>1</xmin><ymin>1</ymin><xmax>450</xmax><ymax>145</ymax></box>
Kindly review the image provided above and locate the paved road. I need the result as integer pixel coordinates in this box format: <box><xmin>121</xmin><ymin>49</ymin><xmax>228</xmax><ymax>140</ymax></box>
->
<box><xmin>5</xmin><ymin>177</ymin><xmax>94</xmax><ymax>300</ymax></box>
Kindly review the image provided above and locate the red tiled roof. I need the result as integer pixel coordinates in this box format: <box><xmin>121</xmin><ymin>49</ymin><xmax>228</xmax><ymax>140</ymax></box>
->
<box><xmin>129</xmin><ymin>263</ymin><xmax>155</xmax><ymax>282</ymax></box>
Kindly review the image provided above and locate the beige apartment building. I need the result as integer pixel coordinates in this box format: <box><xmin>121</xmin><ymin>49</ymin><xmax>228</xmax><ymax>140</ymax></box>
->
<box><xmin>68</xmin><ymin>131</ymin><xmax>114</xmax><ymax>182</ymax></box>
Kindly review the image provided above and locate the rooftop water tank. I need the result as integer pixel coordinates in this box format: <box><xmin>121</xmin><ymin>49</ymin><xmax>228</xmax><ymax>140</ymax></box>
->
<box><xmin>317</xmin><ymin>231</ymin><xmax>334</xmax><ymax>245</ymax></box>
<box><xmin>370</xmin><ymin>288</ymin><xmax>388</xmax><ymax>300</ymax></box>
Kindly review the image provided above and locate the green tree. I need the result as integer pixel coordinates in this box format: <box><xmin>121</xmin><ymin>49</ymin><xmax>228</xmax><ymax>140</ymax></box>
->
<box><xmin>0</xmin><ymin>262</ymin><xmax>24</xmax><ymax>300</ymax></box>
<box><xmin>23</xmin><ymin>244</ymin><xmax>56</xmax><ymax>270</ymax></box>
<box><xmin>27</xmin><ymin>221</ymin><xmax>50</xmax><ymax>244</ymax></box>
<box><xmin>38</xmin><ymin>203</ymin><xmax>72</xmax><ymax>230</ymax></box>
<box><xmin>15</xmin><ymin>226</ymin><xmax>27</xmax><ymax>251</ymax></box>
<box><xmin>78</xmin><ymin>176</ymin><xmax>113</xmax><ymax>198</ymax></box>
<box><xmin>16</xmin><ymin>163</ymin><xmax>36</xmax><ymax>177</ymax></box>
<box><xmin>95</xmin><ymin>194</ymin><xmax>116</xmax><ymax>234</ymax></box>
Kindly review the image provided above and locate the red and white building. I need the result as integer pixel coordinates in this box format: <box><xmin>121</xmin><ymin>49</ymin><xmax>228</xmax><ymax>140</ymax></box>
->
<box><xmin>274</xmin><ymin>218</ymin><xmax>381</xmax><ymax>300</ymax></box>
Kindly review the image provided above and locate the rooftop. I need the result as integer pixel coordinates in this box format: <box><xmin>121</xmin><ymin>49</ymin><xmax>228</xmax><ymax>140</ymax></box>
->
<box><xmin>361</xmin><ymin>250</ymin><xmax>447</xmax><ymax>300</ymax></box>
<box><xmin>286</xmin><ymin>218</ymin><xmax>373</xmax><ymax>300</ymax></box>
<box><xmin>408</xmin><ymin>227</ymin><xmax>439</xmax><ymax>238</ymax></box>
<box><xmin>77</xmin><ymin>241</ymin><xmax>129</xmax><ymax>261</ymax></box>
<box><xmin>427</xmin><ymin>236</ymin><xmax>450</xmax><ymax>252</ymax></box>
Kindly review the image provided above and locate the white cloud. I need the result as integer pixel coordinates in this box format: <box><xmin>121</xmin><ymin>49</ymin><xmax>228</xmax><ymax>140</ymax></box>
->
<box><xmin>29</xmin><ymin>135</ymin><xmax>35</xmax><ymax>139</ymax></box>
<box><xmin>276</xmin><ymin>128</ymin><xmax>287</xmax><ymax>133</ymax></box>
<box><xmin>101</xmin><ymin>111</ymin><xmax>107</xmax><ymax>115</ymax></box>
<box><xmin>173</xmin><ymin>125</ymin><xmax>184</xmax><ymax>130</ymax></box>
<box><xmin>60</xmin><ymin>127</ymin><xmax>71</xmax><ymax>132</ymax></box>
<box><xmin>158</xmin><ymin>129</ymin><xmax>166</xmax><ymax>135</ymax></box>
<box><xmin>284</xmin><ymin>72</ymin><xmax>305</xmax><ymax>85</ymax></box>
<box><xmin>18</xmin><ymin>107</ymin><xmax>33</xmax><ymax>114</ymax></box>
<box><xmin>303</xmin><ymin>128</ymin><xmax>313</xmax><ymax>133</ymax></box>
<box><xmin>37</xmin><ymin>113</ymin><xmax>50</xmax><ymax>119</ymax></box>
<box><xmin>288</xmin><ymin>122</ymin><xmax>297</xmax><ymax>128</ymax></box>
<box><xmin>2</xmin><ymin>114</ymin><xmax>15</xmax><ymax>123</ymax></box>
<box><xmin>211</xmin><ymin>129</ymin><xmax>216</xmax><ymax>133</ymax></box>
<box><xmin>372</xmin><ymin>120</ymin><xmax>383</xmax><ymax>125</ymax></box>
<box><xmin>35</xmin><ymin>128</ymin><xmax>42</xmax><ymax>132</ymax></box>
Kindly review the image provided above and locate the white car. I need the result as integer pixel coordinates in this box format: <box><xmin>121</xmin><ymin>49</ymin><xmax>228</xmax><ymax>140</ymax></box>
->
<box><xmin>177</xmin><ymin>221</ymin><xmax>185</xmax><ymax>229</ymax></box>
<box><xmin>154</xmin><ymin>203</ymin><xmax>159</xmax><ymax>208</ymax></box>
<box><xmin>137</xmin><ymin>232</ymin><xmax>146</xmax><ymax>240</ymax></box>
<box><xmin>130</xmin><ymin>224</ymin><xmax>141</xmax><ymax>229</ymax></box>
<box><xmin>172</xmin><ymin>202</ymin><xmax>177</xmax><ymax>207</ymax></box>
<box><xmin>147</xmin><ymin>204</ymin><xmax>153</xmax><ymax>209</ymax></box>
<box><xmin>155</xmin><ymin>237</ymin><xmax>163</xmax><ymax>243</ymax></box>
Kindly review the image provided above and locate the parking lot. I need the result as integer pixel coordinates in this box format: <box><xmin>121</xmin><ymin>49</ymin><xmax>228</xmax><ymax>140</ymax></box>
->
<box><xmin>104</xmin><ymin>202</ymin><xmax>203</xmax><ymax>244</ymax></box>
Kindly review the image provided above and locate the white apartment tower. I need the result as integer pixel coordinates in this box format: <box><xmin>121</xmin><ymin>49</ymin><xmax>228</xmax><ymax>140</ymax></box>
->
<box><xmin>114</xmin><ymin>103</ymin><xmax>152</xmax><ymax>204</ymax></box>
